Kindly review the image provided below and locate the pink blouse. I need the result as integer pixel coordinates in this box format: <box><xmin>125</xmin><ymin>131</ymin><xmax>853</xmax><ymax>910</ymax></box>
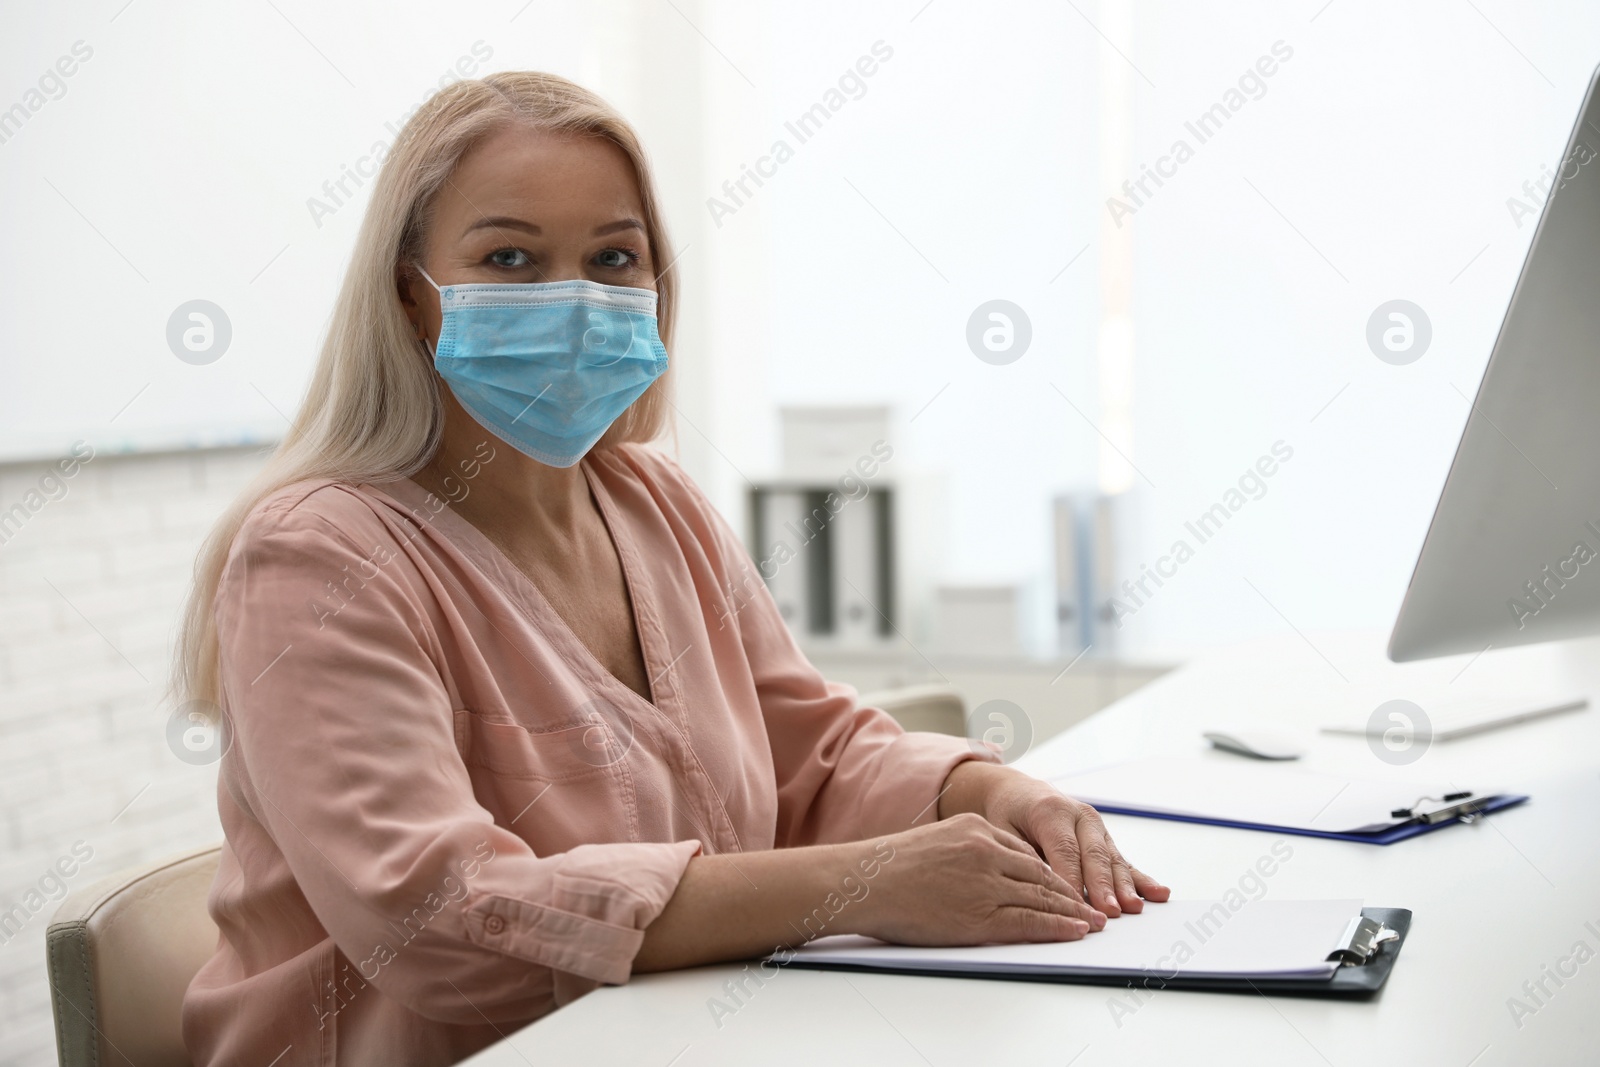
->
<box><xmin>181</xmin><ymin>442</ymin><xmax>989</xmax><ymax>1067</ymax></box>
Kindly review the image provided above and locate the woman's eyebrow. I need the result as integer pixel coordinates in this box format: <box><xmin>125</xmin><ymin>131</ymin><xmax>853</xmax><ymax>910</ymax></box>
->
<box><xmin>458</xmin><ymin>216</ymin><xmax>642</xmax><ymax>237</ymax></box>
<box><xmin>463</xmin><ymin>216</ymin><xmax>540</xmax><ymax>236</ymax></box>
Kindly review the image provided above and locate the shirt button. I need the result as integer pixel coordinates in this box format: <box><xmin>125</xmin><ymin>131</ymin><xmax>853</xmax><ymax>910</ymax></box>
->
<box><xmin>485</xmin><ymin>915</ymin><xmax>505</xmax><ymax>934</ymax></box>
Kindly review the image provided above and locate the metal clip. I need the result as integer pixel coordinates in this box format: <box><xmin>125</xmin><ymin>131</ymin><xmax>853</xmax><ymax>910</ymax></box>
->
<box><xmin>1415</xmin><ymin>797</ymin><xmax>1488</xmax><ymax>824</ymax></box>
<box><xmin>1326</xmin><ymin>915</ymin><xmax>1401</xmax><ymax>966</ymax></box>
<box><xmin>1390</xmin><ymin>793</ymin><xmax>1487</xmax><ymax>825</ymax></box>
<box><xmin>1390</xmin><ymin>791</ymin><xmax>1473</xmax><ymax>820</ymax></box>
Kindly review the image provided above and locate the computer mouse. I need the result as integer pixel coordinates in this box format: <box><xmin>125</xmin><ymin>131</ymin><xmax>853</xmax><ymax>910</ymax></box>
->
<box><xmin>1202</xmin><ymin>728</ymin><xmax>1306</xmax><ymax>760</ymax></box>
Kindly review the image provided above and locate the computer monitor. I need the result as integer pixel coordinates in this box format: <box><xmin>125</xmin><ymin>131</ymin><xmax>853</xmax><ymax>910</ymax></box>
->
<box><xmin>1389</xmin><ymin>65</ymin><xmax>1600</xmax><ymax>662</ymax></box>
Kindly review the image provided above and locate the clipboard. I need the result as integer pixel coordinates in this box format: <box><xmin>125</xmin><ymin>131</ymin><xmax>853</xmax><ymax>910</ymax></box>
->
<box><xmin>782</xmin><ymin>908</ymin><xmax>1411</xmax><ymax>998</ymax></box>
<box><xmin>1050</xmin><ymin>757</ymin><xmax>1529</xmax><ymax>845</ymax></box>
<box><xmin>1086</xmin><ymin>795</ymin><xmax>1527</xmax><ymax>845</ymax></box>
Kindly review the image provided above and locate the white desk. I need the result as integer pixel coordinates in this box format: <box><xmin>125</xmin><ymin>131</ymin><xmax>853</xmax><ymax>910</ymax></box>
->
<box><xmin>462</xmin><ymin>630</ymin><xmax>1600</xmax><ymax>1067</ymax></box>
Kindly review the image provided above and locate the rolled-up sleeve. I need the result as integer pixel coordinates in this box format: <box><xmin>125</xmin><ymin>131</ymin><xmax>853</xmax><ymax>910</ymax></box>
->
<box><xmin>646</xmin><ymin>451</ymin><xmax>999</xmax><ymax>847</ymax></box>
<box><xmin>214</xmin><ymin>491</ymin><xmax>698</xmax><ymax>1024</ymax></box>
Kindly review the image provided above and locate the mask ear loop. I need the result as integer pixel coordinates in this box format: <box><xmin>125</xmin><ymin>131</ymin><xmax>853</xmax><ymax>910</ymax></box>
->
<box><xmin>412</xmin><ymin>263</ymin><xmax>442</xmax><ymax>357</ymax></box>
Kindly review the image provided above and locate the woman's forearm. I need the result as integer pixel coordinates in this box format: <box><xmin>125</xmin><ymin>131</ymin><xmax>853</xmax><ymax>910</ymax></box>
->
<box><xmin>936</xmin><ymin>758</ymin><xmax>1006</xmax><ymax>819</ymax></box>
<box><xmin>632</xmin><ymin>759</ymin><xmax>1171</xmax><ymax>975</ymax></box>
<box><xmin>632</xmin><ymin>840</ymin><xmax>883</xmax><ymax>973</ymax></box>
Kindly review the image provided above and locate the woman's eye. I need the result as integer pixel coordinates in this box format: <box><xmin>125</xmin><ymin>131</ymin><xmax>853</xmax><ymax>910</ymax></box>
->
<box><xmin>489</xmin><ymin>248</ymin><xmax>530</xmax><ymax>268</ymax></box>
<box><xmin>595</xmin><ymin>248</ymin><xmax>638</xmax><ymax>269</ymax></box>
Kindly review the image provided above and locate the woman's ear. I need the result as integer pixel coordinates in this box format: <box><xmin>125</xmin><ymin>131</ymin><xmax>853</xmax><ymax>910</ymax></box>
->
<box><xmin>396</xmin><ymin>265</ymin><xmax>428</xmax><ymax>341</ymax></box>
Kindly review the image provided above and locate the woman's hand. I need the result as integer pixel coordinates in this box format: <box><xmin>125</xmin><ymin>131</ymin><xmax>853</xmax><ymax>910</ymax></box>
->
<box><xmin>939</xmin><ymin>760</ymin><xmax>1170</xmax><ymax>918</ymax></box>
<box><xmin>637</xmin><ymin>763</ymin><xmax>1168</xmax><ymax>970</ymax></box>
<box><xmin>849</xmin><ymin>813</ymin><xmax>1108</xmax><ymax>946</ymax></box>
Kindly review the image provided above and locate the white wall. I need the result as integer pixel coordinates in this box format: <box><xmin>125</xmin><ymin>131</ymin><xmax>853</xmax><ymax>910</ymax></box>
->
<box><xmin>1116</xmin><ymin>1</ymin><xmax>1600</xmax><ymax>658</ymax></box>
<box><xmin>0</xmin><ymin>447</ymin><xmax>265</xmax><ymax>1065</ymax></box>
<box><xmin>694</xmin><ymin>0</ymin><xmax>1600</xmax><ymax>659</ymax></box>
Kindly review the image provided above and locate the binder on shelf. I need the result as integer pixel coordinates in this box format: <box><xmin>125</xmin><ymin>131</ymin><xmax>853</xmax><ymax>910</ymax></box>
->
<box><xmin>872</xmin><ymin>487</ymin><xmax>895</xmax><ymax>639</ymax></box>
<box><xmin>1052</xmin><ymin>494</ymin><xmax>1088</xmax><ymax>656</ymax></box>
<box><xmin>800</xmin><ymin>489</ymin><xmax>834</xmax><ymax>637</ymax></box>
<box><xmin>751</xmin><ymin>488</ymin><xmax>810</xmax><ymax>632</ymax></box>
<box><xmin>779</xmin><ymin>900</ymin><xmax>1412</xmax><ymax>998</ymax></box>
<box><xmin>1088</xmin><ymin>492</ymin><xmax>1122</xmax><ymax>654</ymax></box>
<box><xmin>748</xmin><ymin>481</ymin><xmax>895</xmax><ymax>643</ymax></box>
<box><xmin>831</xmin><ymin>488</ymin><xmax>879</xmax><ymax>644</ymax></box>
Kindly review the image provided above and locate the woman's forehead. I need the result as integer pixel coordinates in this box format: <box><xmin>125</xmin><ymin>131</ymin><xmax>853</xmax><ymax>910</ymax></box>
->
<box><xmin>434</xmin><ymin>127</ymin><xmax>643</xmax><ymax>233</ymax></box>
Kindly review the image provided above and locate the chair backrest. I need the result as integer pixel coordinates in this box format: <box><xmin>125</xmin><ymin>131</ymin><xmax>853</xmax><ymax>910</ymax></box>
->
<box><xmin>46</xmin><ymin>843</ymin><xmax>222</xmax><ymax>1067</ymax></box>
<box><xmin>861</xmin><ymin>683</ymin><xmax>968</xmax><ymax>738</ymax></box>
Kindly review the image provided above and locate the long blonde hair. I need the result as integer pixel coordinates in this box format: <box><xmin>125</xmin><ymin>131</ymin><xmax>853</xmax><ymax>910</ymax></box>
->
<box><xmin>173</xmin><ymin>71</ymin><xmax>678</xmax><ymax>707</ymax></box>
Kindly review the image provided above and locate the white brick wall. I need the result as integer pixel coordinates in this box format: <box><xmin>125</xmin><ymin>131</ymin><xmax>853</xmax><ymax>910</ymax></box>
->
<box><xmin>0</xmin><ymin>445</ymin><xmax>269</xmax><ymax>1067</ymax></box>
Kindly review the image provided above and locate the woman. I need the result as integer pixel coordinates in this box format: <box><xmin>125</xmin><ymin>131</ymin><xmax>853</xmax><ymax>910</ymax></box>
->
<box><xmin>177</xmin><ymin>71</ymin><xmax>1167</xmax><ymax>1067</ymax></box>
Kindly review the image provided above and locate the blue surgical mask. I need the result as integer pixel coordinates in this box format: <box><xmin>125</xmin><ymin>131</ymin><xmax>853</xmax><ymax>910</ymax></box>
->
<box><xmin>416</xmin><ymin>266</ymin><xmax>668</xmax><ymax>468</ymax></box>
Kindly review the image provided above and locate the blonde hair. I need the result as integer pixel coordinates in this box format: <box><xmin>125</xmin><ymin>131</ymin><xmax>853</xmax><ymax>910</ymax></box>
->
<box><xmin>173</xmin><ymin>71</ymin><xmax>678</xmax><ymax>706</ymax></box>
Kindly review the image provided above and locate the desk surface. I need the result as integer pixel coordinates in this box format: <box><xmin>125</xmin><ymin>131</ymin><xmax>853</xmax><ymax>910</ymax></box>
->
<box><xmin>462</xmin><ymin>629</ymin><xmax>1600</xmax><ymax>1067</ymax></box>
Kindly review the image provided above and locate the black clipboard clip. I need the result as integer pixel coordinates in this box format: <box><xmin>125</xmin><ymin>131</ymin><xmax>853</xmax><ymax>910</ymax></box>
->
<box><xmin>1389</xmin><ymin>791</ymin><xmax>1486</xmax><ymax>825</ymax></box>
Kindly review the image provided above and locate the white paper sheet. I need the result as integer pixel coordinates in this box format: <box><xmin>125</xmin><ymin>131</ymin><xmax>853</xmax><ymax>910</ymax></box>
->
<box><xmin>1054</xmin><ymin>756</ymin><xmax>1495</xmax><ymax>833</ymax></box>
<box><xmin>785</xmin><ymin>899</ymin><xmax>1359</xmax><ymax>980</ymax></box>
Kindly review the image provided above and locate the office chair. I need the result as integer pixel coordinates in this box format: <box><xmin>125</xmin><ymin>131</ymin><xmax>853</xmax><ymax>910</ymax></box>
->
<box><xmin>46</xmin><ymin>843</ymin><xmax>222</xmax><ymax>1067</ymax></box>
<box><xmin>862</xmin><ymin>682</ymin><xmax>968</xmax><ymax>737</ymax></box>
